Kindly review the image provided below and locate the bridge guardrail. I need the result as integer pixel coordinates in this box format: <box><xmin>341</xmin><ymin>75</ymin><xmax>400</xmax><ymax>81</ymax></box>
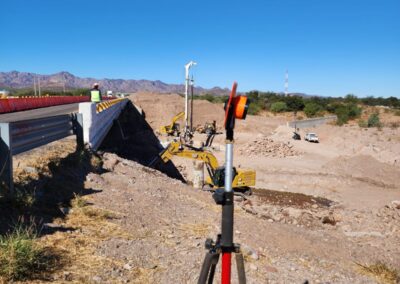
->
<box><xmin>288</xmin><ymin>115</ymin><xmax>337</xmax><ymax>129</ymax></box>
<box><xmin>0</xmin><ymin>114</ymin><xmax>83</xmax><ymax>195</ymax></box>
<box><xmin>0</xmin><ymin>98</ymin><xmax>127</xmax><ymax>195</ymax></box>
<box><xmin>0</xmin><ymin>96</ymin><xmax>116</xmax><ymax>114</ymax></box>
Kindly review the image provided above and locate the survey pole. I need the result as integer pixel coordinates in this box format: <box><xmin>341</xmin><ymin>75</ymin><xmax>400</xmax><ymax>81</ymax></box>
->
<box><xmin>184</xmin><ymin>61</ymin><xmax>196</xmax><ymax>134</ymax></box>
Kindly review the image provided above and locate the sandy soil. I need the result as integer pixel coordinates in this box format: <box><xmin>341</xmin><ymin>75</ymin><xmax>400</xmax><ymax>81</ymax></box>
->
<box><xmin>129</xmin><ymin>92</ymin><xmax>400</xmax><ymax>282</ymax></box>
<box><xmin>7</xmin><ymin>93</ymin><xmax>400</xmax><ymax>283</ymax></box>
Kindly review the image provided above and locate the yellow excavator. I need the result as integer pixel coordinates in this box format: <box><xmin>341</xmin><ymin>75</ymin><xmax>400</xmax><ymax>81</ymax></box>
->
<box><xmin>159</xmin><ymin>112</ymin><xmax>185</xmax><ymax>136</ymax></box>
<box><xmin>150</xmin><ymin>140</ymin><xmax>256</xmax><ymax>191</ymax></box>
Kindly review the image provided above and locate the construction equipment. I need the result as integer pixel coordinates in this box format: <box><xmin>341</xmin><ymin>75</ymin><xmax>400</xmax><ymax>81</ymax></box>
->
<box><xmin>196</xmin><ymin>120</ymin><xmax>217</xmax><ymax>135</ymax></box>
<box><xmin>159</xmin><ymin>112</ymin><xmax>184</xmax><ymax>136</ymax></box>
<box><xmin>154</xmin><ymin>140</ymin><xmax>255</xmax><ymax>190</ymax></box>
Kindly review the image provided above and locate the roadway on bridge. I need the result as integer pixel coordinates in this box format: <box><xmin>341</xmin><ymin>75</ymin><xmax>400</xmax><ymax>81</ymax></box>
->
<box><xmin>0</xmin><ymin>103</ymin><xmax>80</xmax><ymax>122</ymax></box>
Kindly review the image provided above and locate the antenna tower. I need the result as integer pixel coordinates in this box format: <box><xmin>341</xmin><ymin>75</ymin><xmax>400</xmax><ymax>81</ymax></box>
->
<box><xmin>285</xmin><ymin>69</ymin><xmax>289</xmax><ymax>96</ymax></box>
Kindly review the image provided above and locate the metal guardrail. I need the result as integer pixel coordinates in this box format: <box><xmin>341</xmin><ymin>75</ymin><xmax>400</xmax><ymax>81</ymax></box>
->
<box><xmin>288</xmin><ymin>115</ymin><xmax>337</xmax><ymax>129</ymax></box>
<box><xmin>96</xmin><ymin>98</ymin><xmax>126</xmax><ymax>113</ymax></box>
<box><xmin>0</xmin><ymin>114</ymin><xmax>83</xmax><ymax>195</ymax></box>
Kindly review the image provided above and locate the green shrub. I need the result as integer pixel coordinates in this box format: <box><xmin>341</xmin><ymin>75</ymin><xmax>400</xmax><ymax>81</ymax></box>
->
<box><xmin>333</xmin><ymin>104</ymin><xmax>362</xmax><ymax>125</ymax></box>
<box><xmin>247</xmin><ymin>103</ymin><xmax>263</xmax><ymax>115</ymax></box>
<box><xmin>0</xmin><ymin>223</ymin><xmax>44</xmax><ymax>281</ymax></box>
<box><xmin>270</xmin><ymin>101</ymin><xmax>287</xmax><ymax>113</ymax></box>
<box><xmin>367</xmin><ymin>113</ymin><xmax>381</xmax><ymax>127</ymax></box>
<box><xmin>304</xmin><ymin>102</ymin><xmax>322</xmax><ymax>118</ymax></box>
<box><xmin>347</xmin><ymin>104</ymin><xmax>362</xmax><ymax>118</ymax></box>
<box><xmin>335</xmin><ymin>106</ymin><xmax>350</xmax><ymax>125</ymax></box>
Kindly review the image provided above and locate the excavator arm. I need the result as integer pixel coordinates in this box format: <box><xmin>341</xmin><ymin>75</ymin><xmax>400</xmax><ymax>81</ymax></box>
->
<box><xmin>156</xmin><ymin>141</ymin><xmax>256</xmax><ymax>190</ymax></box>
<box><xmin>160</xmin><ymin>141</ymin><xmax>219</xmax><ymax>169</ymax></box>
<box><xmin>159</xmin><ymin>112</ymin><xmax>185</xmax><ymax>135</ymax></box>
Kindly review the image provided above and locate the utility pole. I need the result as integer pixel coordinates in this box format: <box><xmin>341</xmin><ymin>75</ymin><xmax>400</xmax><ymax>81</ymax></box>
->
<box><xmin>38</xmin><ymin>77</ymin><xmax>41</xmax><ymax>97</ymax></box>
<box><xmin>33</xmin><ymin>77</ymin><xmax>37</xmax><ymax>96</ymax></box>
<box><xmin>184</xmin><ymin>61</ymin><xmax>197</xmax><ymax>136</ymax></box>
<box><xmin>285</xmin><ymin>69</ymin><xmax>289</xmax><ymax>96</ymax></box>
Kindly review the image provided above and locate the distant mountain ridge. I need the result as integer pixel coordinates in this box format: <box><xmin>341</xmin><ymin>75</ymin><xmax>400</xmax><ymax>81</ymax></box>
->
<box><xmin>0</xmin><ymin>71</ymin><xmax>230</xmax><ymax>96</ymax></box>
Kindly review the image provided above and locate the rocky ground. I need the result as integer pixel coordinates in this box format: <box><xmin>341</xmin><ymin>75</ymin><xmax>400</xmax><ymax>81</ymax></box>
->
<box><xmin>3</xmin><ymin>92</ymin><xmax>400</xmax><ymax>283</ymax></box>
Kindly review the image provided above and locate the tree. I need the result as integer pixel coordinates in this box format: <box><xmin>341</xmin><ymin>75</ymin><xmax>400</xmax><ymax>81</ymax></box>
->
<box><xmin>345</xmin><ymin>94</ymin><xmax>358</xmax><ymax>104</ymax></box>
<box><xmin>270</xmin><ymin>101</ymin><xmax>287</xmax><ymax>113</ymax></box>
<box><xmin>285</xmin><ymin>96</ymin><xmax>304</xmax><ymax>111</ymax></box>
<box><xmin>304</xmin><ymin>102</ymin><xmax>322</xmax><ymax>118</ymax></box>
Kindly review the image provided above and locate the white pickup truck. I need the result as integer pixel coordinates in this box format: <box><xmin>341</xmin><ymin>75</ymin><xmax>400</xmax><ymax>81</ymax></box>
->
<box><xmin>305</xmin><ymin>133</ymin><xmax>319</xmax><ymax>143</ymax></box>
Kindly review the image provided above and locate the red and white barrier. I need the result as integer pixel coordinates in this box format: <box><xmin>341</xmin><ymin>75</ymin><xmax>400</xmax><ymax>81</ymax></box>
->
<box><xmin>0</xmin><ymin>96</ymin><xmax>114</xmax><ymax>114</ymax></box>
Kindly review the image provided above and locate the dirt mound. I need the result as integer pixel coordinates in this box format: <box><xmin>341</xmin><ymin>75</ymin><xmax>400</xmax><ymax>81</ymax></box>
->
<box><xmin>322</xmin><ymin>155</ymin><xmax>400</xmax><ymax>188</ymax></box>
<box><xmin>251</xmin><ymin>188</ymin><xmax>333</xmax><ymax>208</ymax></box>
<box><xmin>237</xmin><ymin>188</ymin><xmax>337</xmax><ymax>228</ymax></box>
<box><xmin>238</xmin><ymin>136</ymin><xmax>300</xmax><ymax>158</ymax></box>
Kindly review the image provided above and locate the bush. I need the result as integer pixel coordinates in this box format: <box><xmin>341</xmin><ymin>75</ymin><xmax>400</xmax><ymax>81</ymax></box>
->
<box><xmin>367</xmin><ymin>113</ymin><xmax>381</xmax><ymax>127</ymax></box>
<box><xmin>247</xmin><ymin>103</ymin><xmax>263</xmax><ymax>115</ymax></box>
<box><xmin>335</xmin><ymin>107</ymin><xmax>349</xmax><ymax>125</ymax></box>
<box><xmin>333</xmin><ymin>104</ymin><xmax>362</xmax><ymax>125</ymax></box>
<box><xmin>304</xmin><ymin>102</ymin><xmax>322</xmax><ymax>118</ymax></box>
<box><xmin>347</xmin><ymin>104</ymin><xmax>362</xmax><ymax>119</ymax></box>
<box><xmin>0</xmin><ymin>223</ymin><xmax>44</xmax><ymax>281</ymax></box>
<box><xmin>270</xmin><ymin>101</ymin><xmax>287</xmax><ymax>113</ymax></box>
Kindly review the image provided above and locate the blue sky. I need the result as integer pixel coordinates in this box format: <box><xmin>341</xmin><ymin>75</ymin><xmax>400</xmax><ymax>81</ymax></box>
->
<box><xmin>1</xmin><ymin>0</ymin><xmax>399</xmax><ymax>97</ymax></box>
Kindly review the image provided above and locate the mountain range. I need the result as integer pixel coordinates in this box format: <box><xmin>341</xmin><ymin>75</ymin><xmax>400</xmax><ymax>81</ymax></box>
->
<box><xmin>0</xmin><ymin>71</ymin><xmax>230</xmax><ymax>95</ymax></box>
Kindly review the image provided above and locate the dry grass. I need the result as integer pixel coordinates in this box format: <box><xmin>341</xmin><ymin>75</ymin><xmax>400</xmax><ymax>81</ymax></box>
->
<box><xmin>357</xmin><ymin>262</ymin><xmax>400</xmax><ymax>284</ymax></box>
<box><xmin>71</xmin><ymin>193</ymin><xmax>88</xmax><ymax>208</ymax></box>
<box><xmin>35</xmin><ymin>199</ymin><xmax>137</xmax><ymax>282</ymax></box>
<box><xmin>14</xmin><ymin>141</ymin><xmax>76</xmax><ymax>184</ymax></box>
<box><xmin>5</xmin><ymin>143</ymin><xmax>149</xmax><ymax>282</ymax></box>
<box><xmin>388</xmin><ymin>121</ymin><xmax>400</xmax><ymax>129</ymax></box>
<box><xmin>178</xmin><ymin>222</ymin><xmax>211</xmax><ymax>237</ymax></box>
<box><xmin>81</xmin><ymin>206</ymin><xmax>118</xmax><ymax>220</ymax></box>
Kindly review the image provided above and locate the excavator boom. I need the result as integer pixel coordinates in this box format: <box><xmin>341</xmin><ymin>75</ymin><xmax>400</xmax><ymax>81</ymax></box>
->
<box><xmin>159</xmin><ymin>112</ymin><xmax>185</xmax><ymax>136</ymax></box>
<box><xmin>157</xmin><ymin>141</ymin><xmax>256</xmax><ymax>190</ymax></box>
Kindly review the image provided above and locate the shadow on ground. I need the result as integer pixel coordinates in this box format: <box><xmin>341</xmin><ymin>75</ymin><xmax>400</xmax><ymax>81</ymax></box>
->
<box><xmin>0</xmin><ymin>101</ymin><xmax>184</xmax><ymax>236</ymax></box>
<box><xmin>0</xmin><ymin>148</ymin><xmax>102</xmax><ymax>235</ymax></box>
<box><xmin>100</xmin><ymin>101</ymin><xmax>184</xmax><ymax>181</ymax></box>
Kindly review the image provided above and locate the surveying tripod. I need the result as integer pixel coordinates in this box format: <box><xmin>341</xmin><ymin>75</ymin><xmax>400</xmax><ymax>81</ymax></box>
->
<box><xmin>198</xmin><ymin>82</ymin><xmax>249</xmax><ymax>284</ymax></box>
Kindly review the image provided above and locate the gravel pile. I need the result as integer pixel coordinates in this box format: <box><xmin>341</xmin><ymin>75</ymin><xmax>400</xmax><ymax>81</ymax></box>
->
<box><xmin>239</xmin><ymin>136</ymin><xmax>300</xmax><ymax>158</ymax></box>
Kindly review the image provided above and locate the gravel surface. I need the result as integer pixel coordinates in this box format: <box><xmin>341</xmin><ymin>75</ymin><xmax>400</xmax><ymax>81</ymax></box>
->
<box><xmin>7</xmin><ymin>93</ymin><xmax>399</xmax><ymax>283</ymax></box>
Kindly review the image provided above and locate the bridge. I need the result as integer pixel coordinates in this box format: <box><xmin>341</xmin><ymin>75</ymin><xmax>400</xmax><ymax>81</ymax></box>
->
<box><xmin>0</xmin><ymin>97</ymin><xmax>129</xmax><ymax>194</ymax></box>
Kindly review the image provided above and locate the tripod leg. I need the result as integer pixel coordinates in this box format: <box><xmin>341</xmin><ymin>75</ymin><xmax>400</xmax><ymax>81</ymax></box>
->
<box><xmin>198</xmin><ymin>252</ymin><xmax>219</xmax><ymax>284</ymax></box>
<box><xmin>235</xmin><ymin>252</ymin><xmax>246</xmax><ymax>284</ymax></box>
<box><xmin>207</xmin><ymin>253</ymin><xmax>220</xmax><ymax>284</ymax></box>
